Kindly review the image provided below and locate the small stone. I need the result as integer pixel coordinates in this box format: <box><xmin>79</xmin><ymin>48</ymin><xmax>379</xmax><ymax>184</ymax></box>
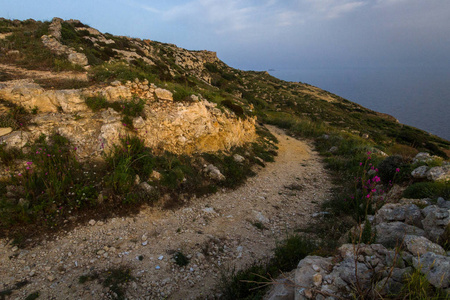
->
<box><xmin>304</xmin><ymin>289</ymin><xmax>313</xmax><ymax>298</ymax></box>
<box><xmin>48</xmin><ymin>275</ymin><xmax>55</xmax><ymax>282</ymax></box>
<box><xmin>97</xmin><ymin>250</ymin><xmax>105</xmax><ymax>255</ymax></box>
<box><xmin>312</xmin><ymin>264</ymin><xmax>320</xmax><ymax>272</ymax></box>
<box><xmin>233</xmin><ymin>154</ymin><xmax>245</xmax><ymax>163</ymax></box>
<box><xmin>142</xmin><ymin>241</ymin><xmax>148</xmax><ymax>246</ymax></box>
<box><xmin>97</xmin><ymin>221</ymin><xmax>104</xmax><ymax>226</ymax></box>
<box><xmin>88</xmin><ymin>219</ymin><xmax>96</xmax><ymax>226</ymax></box>
<box><xmin>313</xmin><ymin>273</ymin><xmax>323</xmax><ymax>287</ymax></box>
<box><xmin>0</xmin><ymin>127</ymin><xmax>13</xmax><ymax>137</ymax></box>
<box><xmin>11</xmin><ymin>246</ymin><xmax>18</xmax><ymax>252</ymax></box>
<box><xmin>158</xmin><ymin>255</ymin><xmax>164</xmax><ymax>260</ymax></box>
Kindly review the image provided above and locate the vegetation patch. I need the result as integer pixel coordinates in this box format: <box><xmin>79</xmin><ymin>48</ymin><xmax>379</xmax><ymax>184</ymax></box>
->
<box><xmin>218</xmin><ymin>234</ymin><xmax>316</xmax><ymax>299</ymax></box>
<box><xmin>402</xmin><ymin>181</ymin><xmax>450</xmax><ymax>199</ymax></box>
<box><xmin>79</xmin><ymin>267</ymin><xmax>134</xmax><ymax>300</ymax></box>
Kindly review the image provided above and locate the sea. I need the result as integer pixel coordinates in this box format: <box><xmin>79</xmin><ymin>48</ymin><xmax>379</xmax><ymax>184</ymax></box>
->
<box><xmin>269</xmin><ymin>67</ymin><xmax>450</xmax><ymax>141</ymax></box>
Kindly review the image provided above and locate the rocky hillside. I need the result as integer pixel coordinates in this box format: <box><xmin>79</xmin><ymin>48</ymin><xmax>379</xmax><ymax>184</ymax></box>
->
<box><xmin>1</xmin><ymin>17</ymin><xmax>448</xmax><ymax>157</ymax></box>
<box><xmin>0</xmin><ymin>17</ymin><xmax>449</xmax><ymax>300</ymax></box>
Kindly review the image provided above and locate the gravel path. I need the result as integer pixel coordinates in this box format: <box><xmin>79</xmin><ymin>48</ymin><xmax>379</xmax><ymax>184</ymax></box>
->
<box><xmin>0</xmin><ymin>126</ymin><xmax>334</xmax><ymax>299</ymax></box>
<box><xmin>0</xmin><ymin>63</ymin><xmax>88</xmax><ymax>81</ymax></box>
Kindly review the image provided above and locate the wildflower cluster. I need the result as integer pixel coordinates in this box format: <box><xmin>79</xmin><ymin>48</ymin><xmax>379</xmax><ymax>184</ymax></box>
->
<box><xmin>344</xmin><ymin>152</ymin><xmax>396</xmax><ymax>220</ymax></box>
<box><xmin>8</xmin><ymin>133</ymin><xmax>98</xmax><ymax>226</ymax></box>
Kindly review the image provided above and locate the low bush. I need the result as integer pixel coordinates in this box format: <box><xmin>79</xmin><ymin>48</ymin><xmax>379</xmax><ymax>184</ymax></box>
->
<box><xmin>0</xmin><ymin>133</ymin><xmax>99</xmax><ymax>228</ymax></box>
<box><xmin>402</xmin><ymin>182</ymin><xmax>450</xmax><ymax>199</ymax></box>
<box><xmin>377</xmin><ymin>155</ymin><xmax>409</xmax><ymax>184</ymax></box>
<box><xmin>221</xmin><ymin>99</ymin><xmax>244</xmax><ymax>117</ymax></box>
<box><xmin>218</xmin><ymin>234</ymin><xmax>316</xmax><ymax>299</ymax></box>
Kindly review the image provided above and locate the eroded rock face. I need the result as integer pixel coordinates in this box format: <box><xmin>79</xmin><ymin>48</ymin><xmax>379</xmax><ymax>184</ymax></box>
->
<box><xmin>0</xmin><ymin>79</ymin><xmax>257</xmax><ymax>159</ymax></box>
<box><xmin>40</xmin><ymin>18</ymin><xmax>89</xmax><ymax>67</ymax></box>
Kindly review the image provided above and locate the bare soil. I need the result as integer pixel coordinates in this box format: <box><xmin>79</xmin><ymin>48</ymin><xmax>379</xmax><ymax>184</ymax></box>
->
<box><xmin>0</xmin><ymin>126</ymin><xmax>333</xmax><ymax>299</ymax></box>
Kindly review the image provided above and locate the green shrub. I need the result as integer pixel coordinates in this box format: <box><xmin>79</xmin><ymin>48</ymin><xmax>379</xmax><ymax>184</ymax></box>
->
<box><xmin>173</xmin><ymin>251</ymin><xmax>190</xmax><ymax>267</ymax></box>
<box><xmin>219</xmin><ymin>234</ymin><xmax>316</xmax><ymax>299</ymax></box>
<box><xmin>377</xmin><ymin>155</ymin><xmax>409</xmax><ymax>184</ymax></box>
<box><xmin>105</xmin><ymin>136</ymin><xmax>155</xmax><ymax>195</ymax></box>
<box><xmin>85</xmin><ymin>96</ymin><xmax>110</xmax><ymax>111</ymax></box>
<box><xmin>400</xmin><ymin>265</ymin><xmax>448</xmax><ymax>299</ymax></box>
<box><xmin>102</xmin><ymin>268</ymin><xmax>134</xmax><ymax>300</ymax></box>
<box><xmin>403</xmin><ymin>182</ymin><xmax>450</xmax><ymax>199</ymax></box>
<box><xmin>172</xmin><ymin>86</ymin><xmax>192</xmax><ymax>102</ymax></box>
<box><xmin>0</xmin><ymin>144</ymin><xmax>23</xmax><ymax>165</ymax></box>
<box><xmin>221</xmin><ymin>99</ymin><xmax>244</xmax><ymax>117</ymax></box>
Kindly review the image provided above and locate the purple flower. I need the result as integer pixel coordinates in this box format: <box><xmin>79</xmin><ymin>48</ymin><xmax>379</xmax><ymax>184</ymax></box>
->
<box><xmin>26</xmin><ymin>161</ymin><xmax>33</xmax><ymax>165</ymax></box>
<box><xmin>396</xmin><ymin>168</ymin><xmax>400</xmax><ymax>172</ymax></box>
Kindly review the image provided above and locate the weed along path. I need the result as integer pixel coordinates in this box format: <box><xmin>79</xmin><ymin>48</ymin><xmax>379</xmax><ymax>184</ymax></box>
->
<box><xmin>0</xmin><ymin>126</ymin><xmax>334</xmax><ymax>299</ymax></box>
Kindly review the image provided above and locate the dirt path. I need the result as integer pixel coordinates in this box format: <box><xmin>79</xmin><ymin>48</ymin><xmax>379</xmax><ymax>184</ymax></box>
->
<box><xmin>0</xmin><ymin>63</ymin><xmax>88</xmax><ymax>81</ymax></box>
<box><xmin>0</xmin><ymin>126</ymin><xmax>334</xmax><ymax>299</ymax></box>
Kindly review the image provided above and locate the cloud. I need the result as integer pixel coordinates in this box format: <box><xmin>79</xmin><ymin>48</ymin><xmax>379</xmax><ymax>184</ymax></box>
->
<box><xmin>304</xmin><ymin>0</ymin><xmax>366</xmax><ymax>19</ymax></box>
<box><xmin>374</xmin><ymin>0</ymin><xmax>408</xmax><ymax>7</ymax></box>
<box><xmin>159</xmin><ymin>0</ymin><xmax>365</xmax><ymax>36</ymax></box>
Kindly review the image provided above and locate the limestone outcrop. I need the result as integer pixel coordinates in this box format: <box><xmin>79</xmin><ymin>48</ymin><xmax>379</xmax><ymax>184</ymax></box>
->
<box><xmin>0</xmin><ymin>78</ymin><xmax>257</xmax><ymax>159</ymax></box>
<box><xmin>40</xmin><ymin>18</ymin><xmax>89</xmax><ymax>66</ymax></box>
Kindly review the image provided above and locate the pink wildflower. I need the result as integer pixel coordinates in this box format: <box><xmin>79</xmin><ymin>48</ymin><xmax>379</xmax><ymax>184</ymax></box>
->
<box><xmin>396</xmin><ymin>168</ymin><xmax>400</xmax><ymax>172</ymax></box>
<box><xmin>26</xmin><ymin>161</ymin><xmax>33</xmax><ymax>165</ymax></box>
<box><xmin>359</xmin><ymin>162</ymin><xmax>363</xmax><ymax>166</ymax></box>
<box><xmin>366</xmin><ymin>194</ymin><xmax>371</xmax><ymax>198</ymax></box>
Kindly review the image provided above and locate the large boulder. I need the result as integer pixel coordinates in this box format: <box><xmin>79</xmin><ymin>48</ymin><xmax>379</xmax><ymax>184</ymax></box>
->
<box><xmin>295</xmin><ymin>256</ymin><xmax>333</xmax><ymax>300</ymax></box>
<box><xmin>403</xmin><ymin>235</ymin><xmax>446</xmax><ymax>256</ymax></box>
<box><xmin>421</xmin><ymin>205</ymin><xmax>450</xmax><ymax>242</ymax></box>
<box><xmin>154</xmin><ymin>88</ymin><xmax>173</xmax><ymax>101</ymax></box>
<box><xmin>374</xmin><ymin>203</ymin><xmax>422</xmax><ymax>228</ymax></box>
<box><xmin>68</xmin><ymin>52</ymin><xmax>88</xmax><ymax>66</ymax></box>
<box><xmin>0</xmin><ymin>127</ymin><xmax>12</xmax><ymax>137</ymax></box>
<box><xmin>411</xmin><ymin>165</ymin><xmax>429</xmax><ymax>179</ymax></box>
<box><xmin>0</xmin><ymin>131</ymin><xmax>31</xmax><ymax>149</ymax></box>
<box><xmin>375</xmin><ymin>222</ymin><xmax>425</xmax><ymax>248</ymax></box>
<box><xmin>265</xmin><ymin>278</ymin><xmax>295</xmax><ymax>300</ymax></box>
<box><xmin>427</xmin><ymin>165</ymin><xmax>450</xmax><ymax>182</ymax></box>
<box><xmin>413</xmin><ymin>252</ymin><xmax>450</xmax><ymax>289</ymax></box>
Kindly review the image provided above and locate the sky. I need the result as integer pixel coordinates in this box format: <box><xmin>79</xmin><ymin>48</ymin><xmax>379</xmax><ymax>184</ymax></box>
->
<box><xmin>2</xmin><ymin>0</ymin><xmax>450</xmax><ymax>72</ymax></box>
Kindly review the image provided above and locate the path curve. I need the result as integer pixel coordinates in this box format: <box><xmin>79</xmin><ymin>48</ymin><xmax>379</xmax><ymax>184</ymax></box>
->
<box><xmin>0</xmin><ymin>126</ymin><xmax>334</xmax><ymax>299</ymax></box>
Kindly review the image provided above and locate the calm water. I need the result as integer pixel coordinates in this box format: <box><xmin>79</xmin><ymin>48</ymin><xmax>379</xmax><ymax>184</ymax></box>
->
<box><xmin>269</xmin><ymin>67</ymin><xmax>450</xmax><ymax>141</ymax></box>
